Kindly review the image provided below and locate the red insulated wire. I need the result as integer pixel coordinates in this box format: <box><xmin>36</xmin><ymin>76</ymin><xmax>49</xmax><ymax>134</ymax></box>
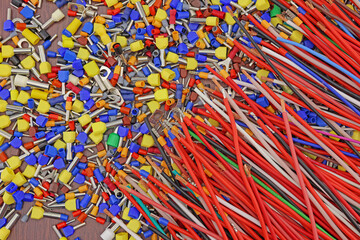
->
<box><xmin>262</xmin><ymin>81</ymin><xmax>360</xmax><ymax>174</ymax></box>
<box><xmin>258</xmin><ymin>183</ymin><xmax>334</xmax><ymax>240</ymax></box>
<box><xmin>193</xmin><ymin>155</ymin><xmax>239</xmax><ymax>240</ymax></box>
<box><xmin>337</xmin><ymin>2</ymin><xmax>360</xmax><ymax>28</ymax></box>
<box><xmin>298</xmin><ymin>13</ymin><xmax>360</xmax><ymax>78</ymax></box>
<box><xmin>208</xmin><ymin>184</ymin><xmax>255</xmax><ymax>240</ymax></box>
<box><xmin>166</xmin><ymin>216</ymin><xmax>204</xmax><ymax>240</ymax></box>
<box><xmin>168</xmin><ymin>228</ymin><xmax>180</xmax><ymax>240</ymax></box>
<box><xmin>308</xmin><ymin>4</ymin><xmax>360</xmax><ymax>64</ymax></box>
<box><xmin>267</xmin><ymin>214</ymin><xmax>292</xmax><ymax>240</ymax></box>
<box><xmin>259</xmin><ymin>114</ymin><xmax>308</xmax><ymax>136</ymax></box>
<box><xmin>222</xmin><ymin>94</ymin><xmax>269</xmax><ymax>240</ymax></box>
<box><xmin>114</xmin><ymin>180</ymin><xmax>224</xmax><ymax>240</ymax></box>
<box><xmin>326</xmin><ymin>19</ymin><xmax>360</xmax><ymax>51</ymax></box>
<box><xmin>207</xmin><ymin>62</ymin><xmax>360</xmax><ymax>230</ymax></box>
<box><xmin>275</xmin><ymin>46</ymin><xmax>360</xmax><ymax>95</ymax></box>
<box><xmin>268</xmin><ymin>63</ymin><xmax>360</xmax><ymax>126</ymax></box>
<box><xmin>254</xmin><ymin>118</ymin><xmax>312</xmax><ymax>197</ymax></box>
<box><xmin>303</xmin><ymin>176</ymin><xmax>359</xmax><ymax>239</ymax></box>
<box><xmin>146</xmin><ymin>182</ymin><xmax>203</xmax><ymax>240</ymax></box>
<box><xmin>247</xmin><ymin>175</ymin><xmax>277</xmax><ymax>240</ymax></box>
<box><xmin>179</xmin><ymin>135</ymin><xmax>257</xmax><ymax>212</ymax></box>
<box><xmin>220</xmin><ymin>204</ymin><xmax>267</xmax><ymax>240</ymax></box>
<box><xmin>258</xmin><ymin>190</ymin><xmax>306</xmax><ymax>240</ymax></box>
<box><xmin>310</xmin><ymin>160</ymin><xmax>357</xmax><ymax>182</ymax></box>
<box><xmin>185</xmin><ymin>118</ymin><xmax>244</xmax><ymax>187</ymax></box>
<box><xmin>262</xmin><ymin>47</ymin><xmax>330</xmax><ymax>88</ymax></box>
<box><xmin>208</xmin><ymin>178</ymin><xmax>250</xmax><ymax>210</ymax></box>
<box><xmin>192</xmin><ymin>101</ymin><xmax>322</xmax><ymax>214</ymax></box>
<box><xmin>286</xmin><ymin>214</ymin><xmax>336</xmax><ymax>240</ymax></box>
<box><xmin>201</xmin><ymin>67</ymin><xmax>304</xmax><ymax>188</ymax></box>
<box><xmin>146</xmin><ymin>185</ymin><xmax>198</xmax><ymax>236</ymax></box>
<box><xmin>195</xmin><ymin>146</ymin><xmax>259</xmax><ymax>218</ymax></box>
<box><xmin>194</xmin><ymin>118</ymin><xmax>302</xmax><ymax>198</ymax></box>
<box><xmin>181</xmin><ymin>137</ymin><xmax>254</xmax><ymax>217</ymax></box>
<box><xmin>208</xmin><ymin>59</ymin><xmax>359</xmax><ymax>161</ymax></box>
<box><xmin>326</xmin><ymin>176</ymin><xmax>360</xmax><ymax>199</ymax></box>
<box><xmin>194</xmin><ymin>145</ymin><xmax>247</xmax><ymax>192</ymax></box>
<box><xmin>278</xmin><ymin>91</ymin><xmax>360</xmax><ymax>130</ymax></box>
<box><xmin>255</xmin><ymin>173</ymin><xmax>319</xmax><ymax>226</ymax></box>
<box><xmin>130</xmin><ymin>166</ymin><xmax>218</xmax><ymax>222</ymax></box>
<box><xmin>260</xmin><ymin>82</ymin><xmax>360</xmax><ymax>224</ymax></box>
<box><xmin>295</xmin><ymin>11</ymin><xmax>360</xmax><ymax>73</ymax></box>
<box><xmin>200</xmin><ymin>103</ymin><xmax>264</xmax><ymax>167</ymax></box>
<box><xmin>260</xmin><ymin>176</ymin><xmax>306</xmax><ymax>217</ymax></box>
<box><xmin>207</xmin><ymin>170</ymin><xmax>257</xmax><ymax>217</ymax></box>
<box><xmin>197</xmin><ymin>150</ymin><xmax>246</xmax><ymax>195</ymax></box>
<box><xmin>166</xmin><ymin>222</ymin><xmax>201</xmax><ymax>240</ymax></box>
<box><xmin>263</xmin><ymin>56</ymin><xmax>359</xmax><ymax>120</ymax></box>
<box><xmin>336</xmin><ymin>32</ymin><xmax>360</xmax><ymax>55</ymax></box>
<box><xmin>116</xmin><ymin>182</ymin><xmax>158</xmax><ymax>229</ymax></box>
<box><xmin>195</xmin><ymin>163</ymin><xmax>256</xmax><ymax>223</ymax></box>
<box><xmin>282</xmin><ymin>101</ymin><xmax>318</xmax><ymax>239</ymax></box>
<box><xmin>177</xmin><ymin>122</ymin><xmax>231</xmax><ymax>240</ymax></box>
<box><xmin>235</xmin><ymin>231</ymin><xmax>245</xmax><ymax>240</ymax></box>
<box><xmin>259</xmin><ymin>40</ymin><xmax>279</xmax><ymax>52</ymax></box>
<box><xmin>292</xmin><ymin>0</ymin><xmax>328</xmax><ymax>23</ymax></box>
<box><xmin>266</xmin><ymin>204</ymin><xmax>305</xmax><ymax>240</ymax></box>
<box><xmin>193</xmin><ymin>107</ymin><xmax>217</xmax><ymax>119</ymax></box>
<box><xmin>282</xmin><ymin>212</ymin><xmax>316</xmax><ymax>240</ymax></box>
<box><xmin>310</xmin><ymin>31</ymin><xmax>360</xmax><ymax>75</ymax></box>
<box><xmin>177</xmin><ymin>174</ymin><xmax>262</xmax><ymax>239</ymax></box>
<box><xmin>242</xmin><ymin>172</ymin><xmax>270</xmax><ymax>240</ymax></box>
<box><xmin>207</xmin><ymin>94</ymin><xmax>310</xmax><ymax>211</ymax></box>
<box><xmin>328</xmin><ymin>0</ymin><xmax>360</xmax><ymax>35</ymax></box>
<box><xmin>175</xmin><ymin>141</ymin><xmax>207</xmax><ymax>182</ymax></box>
<box><xmin>322</xmin><ymin>25</ymin><xmax>360</xmax><ymax>62</ymax></box>
<box><xmin>197</xmin><ymin>208</ymin><xmax>221</xmax><ymax>234</ymax></box>
<box><xmin>199</xmin><ymin>105</ymin><xmax>296</xmax><ymax>192</ymax></box>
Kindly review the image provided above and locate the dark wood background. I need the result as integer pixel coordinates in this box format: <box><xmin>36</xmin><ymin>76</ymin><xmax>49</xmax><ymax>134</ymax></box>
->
<box><xmin>0</xmin><ymin>1</ymin><xmax>111</xmax><ymax>240</ymax></box>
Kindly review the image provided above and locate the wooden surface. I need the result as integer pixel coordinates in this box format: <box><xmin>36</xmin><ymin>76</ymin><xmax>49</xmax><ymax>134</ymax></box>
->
<box><xmin>0</xmin><ymin>2</ymin><xmax>111</xmax><ymax>240</ymax></box>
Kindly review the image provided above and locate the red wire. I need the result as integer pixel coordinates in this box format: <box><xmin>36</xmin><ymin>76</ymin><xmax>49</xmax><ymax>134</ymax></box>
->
<box><xmin>310</xmin><ymin>160</ymin><xmax>357</xmax><ymax>182</ymax></box>
<box><xmin>114</xmin><ymin>181</ymin><xmax>224</xmax><ymax>240</ymax></box>
<box><xmin>206</xmin><ymin>64</ymin><xmax>360</xmax><ymax>227</ymax></box>
<box><xmin>329</xmin><ymin>1</ymin><xmax>360</xmax><ymax>36</ymax></box>
<box><xmin>268</xmin><ymin>59</ymin><xmax>358</xmax><ymax>120</ymax></box>
<box><xmin>303</xmin><ymin>176</ymin><xmax>359</xmax><ymax>239</ymax></box>
<box><xmin>180</xmin><ymin>175</ymin><xmax>264</xmax><ymax>240</ymax></box>
<box><xmin>258</xmin><ymin>183</ymin><xmax>334</xmax><ymax>240</ymax></box>
<box><xmin>222</xmin><ymin>95</ymin><xmax>269</xmax><ymax>240</ymax></box>
<box><xmin>248</xmin><ymin>173</ymin><xmax>277</xmax><ymax>240</ymax></box>
<box><xmin>185</xmin><ymin>117</ymin><xmax>245</xmax><ymax>187</ymax></box>
<box><xmin>278</xmin><ymin>91</ymin><xmax>360</xmax><ymax>130</ymax></box>
<box><xmin>276</xmin><ymin>47</ymin><xmax>360</xmax><ymax>95</ymax></box>
<box><xmin>260</xmin><ymin>82</ymin><xmax>360</xmax><ymax>224</ymax></box>
<box><xmin>178</xmin><ymin>121</ymin><xmax>232</xmax><ymax>240</ymax></box>
<box><xmin>266</xmin><ymin>204</ymin><xmax>305</xmax><ymax>240</ymax></box>
<box><xmin>146</xmin><ymin>182</ymin><xmax>203</xmax><ymax>240</ymax></box>
<box><xmin>190</xmin><ymin>117</ymin><xmax>303</xmax><ymax>199</ymax></box>
<box><xmin>282</xmin><ymin>102</ymin><xmax>318</xmax><ymax>239</ymax></box>
<box><xmin>337</xmin><ymin>2</ymin><xmax>360</xmax><ymax>28</ymax></box>
<box><xmin>298</xmin><ymin>11</ymin><xmax>360</xmax><ymax>79</ymax></box>
<box><xmin>309</xmin><ymin>5</ymin><xmax>360</xmax><ymax>65</ymax></box>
